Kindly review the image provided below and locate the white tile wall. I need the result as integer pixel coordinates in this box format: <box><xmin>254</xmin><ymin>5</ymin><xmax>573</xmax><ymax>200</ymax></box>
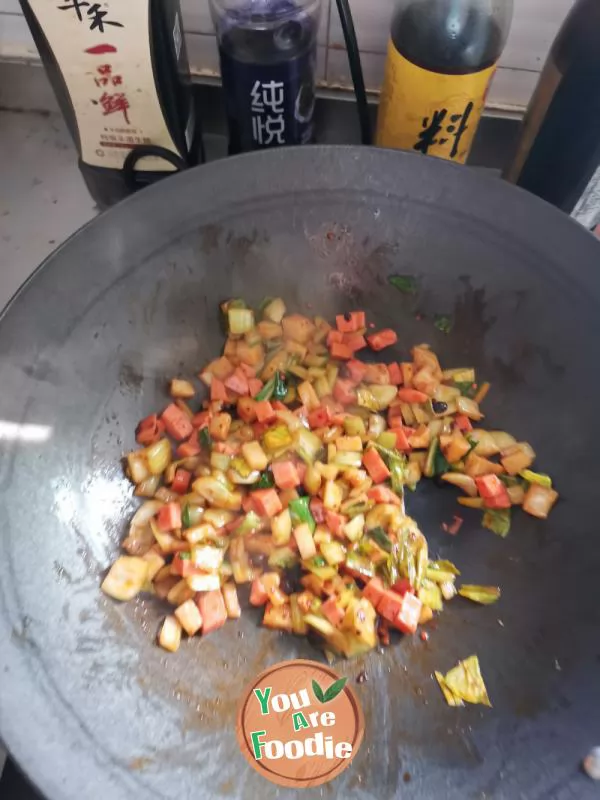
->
<box><xmin>0</xmin><ymin>0</ymin><xmax>576</xmax><ymax>111</ymax></box>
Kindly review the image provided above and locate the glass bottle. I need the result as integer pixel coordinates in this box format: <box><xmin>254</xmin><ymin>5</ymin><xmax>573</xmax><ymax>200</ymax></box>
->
<box><xmin>376</xmin><ymin>0</ymin><xmax>513</xmax><ymax>163</ymax></box>
<box><xmin>210</xmin><ymin>0</ymin><xmax>321</xmax><ymax>153</ymax></box>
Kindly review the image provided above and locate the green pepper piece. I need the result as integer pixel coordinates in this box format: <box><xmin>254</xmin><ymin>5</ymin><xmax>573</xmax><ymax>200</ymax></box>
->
<box><xmin>389</xmin><ymin>274</ymin><xmax>418</xmax><ymax>295</ymax></box>
<box><xmin>255</xmin><ymin>376</ymin><xmax>276</xmax><ymax>402</ymax></box>
<box><xmin>254</xmin><ymin>469</ymin><xmax>275</xmax><ymax>489</ymax></box>
<box><xmin>198</xmin><ymin>427</ymin><xmax>212</xmax><ymax>452</ymax></box>
<box><xmin>367</xmin><ymin>526</ymin><xmax>393</xmax><ymax>553</ymax></box>
<box><xmin>289</xmin><ymin>496</ymin><xmax>316</xmax><ymax>533</ymax></box>
<box><xmin>272</xmin><ymin>371</ymin><xmax>288</xmax><ymax>401</ymax></box>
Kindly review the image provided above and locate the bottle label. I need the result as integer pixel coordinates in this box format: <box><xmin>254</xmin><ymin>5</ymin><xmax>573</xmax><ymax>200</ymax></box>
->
<box><xmin>25</xmin><ymin>0</ymin><xmax>182</xmax><ymax>171</ymax></box>
<box><xmin>219</xmin><ymin>47</ymin><xmax>317</xmax><ymax>151</ymax></box>
<box><xmin>376</xmin><ymin>40</ymin><xmax>496</xmax><ymax>163</ymax></box>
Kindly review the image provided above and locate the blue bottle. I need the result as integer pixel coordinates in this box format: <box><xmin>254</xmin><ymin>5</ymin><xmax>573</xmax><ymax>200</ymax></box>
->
<box><xmin>210</xmin><ymin>0</ymin><xmax>322</xmax><ymax>153</ymax></box>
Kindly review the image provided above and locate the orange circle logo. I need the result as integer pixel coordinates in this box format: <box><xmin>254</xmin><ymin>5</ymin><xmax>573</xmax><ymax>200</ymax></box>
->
<box><xmin>236</xmin><ymin>659</ymin><xmax>364</xmax><ymax>788</ymax></box>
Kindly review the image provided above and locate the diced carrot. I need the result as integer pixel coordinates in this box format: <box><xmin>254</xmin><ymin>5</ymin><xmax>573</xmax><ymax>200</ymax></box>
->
<box><xmin>136</xmin><ymin>414</ymin><xmax>163</xmax><ymax>445</ymax></box>
<box><xmin>476</xmin><ymin>474</ymin><xmax>508</xmax><ymax>499</ymax></box>
<box><xmin>400</xmin><ymin>363</ymin><xmax>413</xmax><ymax>387</ymax></box>
<box><xmin>391</xmin><ymin>578</ymin><xmax>414</xmax><ymax>596</ymax></box>
<box><xmin>157</xmin><ymin>502</ymin><xmax>182</xmax><ymax>532</ymax></box>
<box><xmin>225</xmin><ymin>367</ymin><xmax>249</xmax><ymax>396</ymax></box>
<box><xmin>485</xmin><ymin>494</ymin><xmax>511</xmax><ymax>509</ymax></box>
<box><xmin>255</xmin><ymin>400</ymin><xmax>276</xmax><ymax>423</ymax></box>
<box><xmin>321</xmin><ymin>596</ymin><xmax>345</xmax><ymax>627</ymax></box>
<box><xmin>387</xmin><ymin>363</ymin><xmax>402</xmax><ymax>385</ymax></box>
<box><xmin>248</xmin><ymin>378</ymin><xmax>263</xmax><ymax>397</ymax></box>
<box><xmin>367</xmin><ymin>329</ymin><xmax>398</xmax><ymax>351</ymax></box>
<box><xmin>455</xmin><ymin>414</ymin><xmax>473</xmax><ymax>433</ymax></box>
<box><xmin>367</xmin><ymin>485</ymin><xmax>402</xmax><ymax>506</ymax></box>
<box><xmin>176</xmin><ymin>436</ymin><xmax>201</xmax><ymax>458</ymax></box>
<box><xmin>191</xmin><ymin>411</ymin><xmax>211</xmax><ymax>429</ymax></box>
<box><xmin>336</xmin><ymin>311</ymin><xmax>366</xmax><ymax>333</ymax></box>
<box><xmin>251</xmin><ymin>488</ymin><xmax>283</xmax><ymax>518</ymax></box>
<box><xmin>295</xmin><ymin>461</ymin><xmax>307</xmax><ymax>484</ymax></box>
<box><xmin>310</xmin><ymin>497</ymin><xmax>326</xmax><ymax>524</ymax></box>
<box><xmin>342</xmin><ymin>333</ymin><xmax>367</xmax><ymax>352</ymax></box>
<box><xmin>161</xmin><ymin>403</ymin><xmax>194</xmax><ymax>441</ymax></box>
<box><xmin>324</xmin><ymin>510</ymin><xmax>347</xmax><ymax>537</ymax></box>
<box><xmin>362</xmin><ymin>448</ymin><xmax>391</xmax><ymax>483</ymax></box>
<box><xmin>250</xmin><ymin>577</ymin><xmax>269</xmax><ymax>606</ymax></box>
<box><xmin>196</xmin><ymin>590</ymin><xmax>227</xmax><ymax>634</ymax></box>
<box><xmin>308</xmin><ymin>406</ymin><xmax>331</xmax><ymax>429</ymax></box>
<box><xmin>387</xmin><ymin>401</ymin><xmax>404</xmax><ymax>427</ymax></box>
<box><xmin>392</xmin><ymin>593</ymin><xmax>422</xmax><ymax>635</ymax></box>
<box><xmin>272</xmin><ymin>400</ymin><xmax>287</xmax><ymax>411</ymax></box>
<box><xmin>362</xmin><ymin>577</ymin><xmax>386</xmax><ymax>607</ymax></box>
<box><xmin>271</xmin><ymin>461</ymin><xmax>300</xmax><ymax>490</ymax></box>
<box><xmin>333</xmin><ymin>379</ymin><xmax>356</xmax><ymax>405</ymax></box>
<box><xmin>346</xmin><ymin>359</ymin><xmax>368</xmax><ymax>384</ymax></box>
<box><xmin>239</xmin><ymin>362</ymin><xmax>256</xmax><ymax>378</ymax></box>
<box><xmin>210</xmin><ymin>377</ymin><xmax>229</xmax><ymax>403</ymax></box>
<box><xmin>137</xmin><ymin>413</ymin><xmax>158</xmax><ymax>432</ymax></box>
<box><xmin>390</xmin><ymin>428</ymin><xmax>412</xmax><ymax>452</ymax></box>
<box><xmin>377</xmin><ymin>590</ymin><xmax>404</xmax><ymax>623</ymax></box>
<box><xmin>171</xmin><ymin>469</ymin><xmax>191</xmax><ymax>495</ymax></box>
<box><xmin>242</xmin><ymin>495</ymin><xmax>257</xmax><ymax>514</ymax></box>
<box><xmin>252</xmin><ymin>421</ymin><xmax>270</xmax><ymax>439</ymax></box>
<box><xmin>213</xmin><ymin>441</ymin><xmax>238</xmax><ymax>455</ymax></box>
<box><xmin>330</xmin><ymin>342</ymin><xmax>354</xmax><ymax>360</ymax></box>
<box><xmin>237</xmin><ymin>397</ymin><xmax>257</xmax><ymax>423</ymax></box>
<box><xmin>327</xmin><ymin>329</ymin><xmax>344</xmax><ymax>346</ymax></box>
<box><xmin>397</xmin><ymin>388</ymin><xmax>429</xmax><ymax>404</ymax></box>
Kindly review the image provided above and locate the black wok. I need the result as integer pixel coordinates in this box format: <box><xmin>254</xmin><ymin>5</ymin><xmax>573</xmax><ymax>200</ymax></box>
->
<box><xmin>1</xmin><ymin>146</ymin><xmax>599</xmax><ymax>799</ymax></box>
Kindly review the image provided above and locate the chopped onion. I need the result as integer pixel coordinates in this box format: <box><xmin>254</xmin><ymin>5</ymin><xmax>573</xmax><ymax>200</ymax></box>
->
<box><xmin>130</xmin><ymin>499</ymin><xmax>164</xmax><ymax>528</ymax></box>
<box><xmin>145</xmin><ymin>438</ymin><xmax>172</xmax><ymax>475</ymax></box>
<box><xmin>228</xmin><ymin>307</ymin><xmax>254</xmax><ymax>335</ymax></box>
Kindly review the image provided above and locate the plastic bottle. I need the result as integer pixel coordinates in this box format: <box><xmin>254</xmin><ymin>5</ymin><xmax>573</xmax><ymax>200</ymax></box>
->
<box><xmin>504</xmin><ymin>0</ymin><xmax>600</xmax><ymax>228</ymax></box>
<box><xmin>376</xmin><ymin>0</ymin><xmax>513</xmax><ymax>163</ymax></box>
<box><xmin>210</xmin><ymin>0</ymin><xmax>321</xmax><ymax>153</ymax></box>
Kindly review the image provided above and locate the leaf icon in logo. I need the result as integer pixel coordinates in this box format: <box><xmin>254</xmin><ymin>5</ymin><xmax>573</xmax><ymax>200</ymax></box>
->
<box><xmin>312</xmin><ymin>676</ymin><xmax>348</xmax><ymax>704</ymax></box>
<box><xmin>323</xmin><ymin>677</ymin><xmax>348</xmax><ymax>702</ymax></box>
<box><xmin>312</xmin><ymin>679</ymin><xmax>325</xmax><ymax>703</ymax></box>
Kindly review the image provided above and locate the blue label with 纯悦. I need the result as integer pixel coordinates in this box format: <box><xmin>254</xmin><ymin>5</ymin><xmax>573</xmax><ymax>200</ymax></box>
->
<box><xmin>219</xmin><ymin>45</ymin><xmax>317</xmax><ymax>152</ymax></box>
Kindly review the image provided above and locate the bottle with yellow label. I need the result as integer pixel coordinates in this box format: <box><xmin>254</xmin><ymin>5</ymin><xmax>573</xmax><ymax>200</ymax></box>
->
<box><xmin>376</xmin><ymin>0</ymin><xmax>513</xmax><ymax>163</ymax></box>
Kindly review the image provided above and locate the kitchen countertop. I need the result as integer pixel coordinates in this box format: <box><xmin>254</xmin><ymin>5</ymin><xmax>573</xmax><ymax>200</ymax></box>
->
<box><xmin>0</xmin><ymin>59</ymin><xmax>521</xmax><ymax>800</ymax></box>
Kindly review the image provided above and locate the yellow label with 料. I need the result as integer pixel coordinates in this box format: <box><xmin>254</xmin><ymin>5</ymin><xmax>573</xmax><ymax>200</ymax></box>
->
<box><xmin>376</xmin><ymin>41</ymin><xmax>497</xmax><ymax>164</ymax></box>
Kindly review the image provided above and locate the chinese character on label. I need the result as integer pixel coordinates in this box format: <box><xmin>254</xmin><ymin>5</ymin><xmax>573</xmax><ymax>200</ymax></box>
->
<box><xmin>58</xmin><ymin>0</ymin><xmax>123</xmax><ymax>32</ymax></box>
<box><xmin>252</xmin><ymin>115</ymin><xmax>285</xmax><ymax>146</ymax></box>
<box><xmin>99</xmin><ymin>91</ymin><xmax>130</xmax><ymax>124</ymax></box>
<box><xmin>95</xmin><ymin>64</ymin><xmax>123</xmax><ymax>87</ymax></box>
<box><xmin>414</xmin><ymin>101</ymin><xmax>473</xmax><ymax>159</ymax></box>
<box><xmin>251</xmin><ymin>80</ymin><xmax>286</xmax><ymax>146</ymax></box>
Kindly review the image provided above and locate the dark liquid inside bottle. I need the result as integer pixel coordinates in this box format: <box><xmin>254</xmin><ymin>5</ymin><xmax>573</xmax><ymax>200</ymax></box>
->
<box><xmin>506</xmin><ymin>0</ymin><xmax>600</xmax><ymax>220</ymax></box>
<box><xmin>391</xmin><ymin>0</ymin><xmax>503</xmax><ymax>75</ymax></box>
<box><xmin>216</xmin><ymin>2</ymin><xmax>318</xmax><ymax>153</ymax></box>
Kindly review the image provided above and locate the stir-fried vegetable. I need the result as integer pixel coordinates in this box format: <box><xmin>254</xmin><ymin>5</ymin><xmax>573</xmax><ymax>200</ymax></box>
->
<box><xmin>435</xmin><ymin>655</ymin><xmax>491</xmax><ymax>707</ymax></box>
<box><xmin>458</xmin><ymin>585</ymin><xmax>501</xmax><ymax>605</ymax></box>
<box><xmin>105</xmin><ymin>298</ymin><xmax>557</xmax><ymax>679</ymax></box>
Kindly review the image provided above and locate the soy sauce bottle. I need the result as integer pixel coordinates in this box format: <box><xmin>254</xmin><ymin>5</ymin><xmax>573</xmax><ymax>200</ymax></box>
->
<box><xmin>376</xmin><ymin>0</ymin><xmax>513</xmax><ymax>163</ymax></box>
<box><xmin>505</xmin><ymin>0</ymin><xmax>600</xmax><ymax>228</ymax></box>
<box><xmin>19</xmin><ymin>0</ymin><xmax>198</xmax><ymax>208</ymax></box>
<box><xmin>210</xmin><ymin>0</ymin><xmax>321</xmax><ymax>153</ymax></box>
